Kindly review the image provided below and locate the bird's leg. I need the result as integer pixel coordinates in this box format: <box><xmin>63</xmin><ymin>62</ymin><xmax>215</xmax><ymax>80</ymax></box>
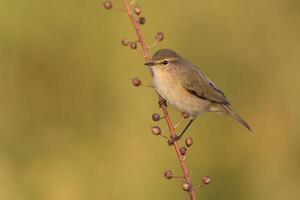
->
<box><xmin>174</xmin><ymin>112</ymin><xmax>189</xmax><ymax>128</ymax></box>
<box><xmin>168</xmin><ymin>119</ymin><xmax>194</xmax><ymax>145</ymax></box>
<box><xmin>174</xmin><ymin>117</ymin><xmax>185</xmax><ymax>129</ymax></box>
<box><xmin>177</xmin><ymin>119</ymin><xmax>194</xmax><ymax>139</ymax></box>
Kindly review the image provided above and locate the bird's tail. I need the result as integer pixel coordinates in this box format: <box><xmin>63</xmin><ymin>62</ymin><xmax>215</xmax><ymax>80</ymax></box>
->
<box><xmin>220</xmin><ymin>104</ymin><xmax>252</xmax><ymax>131</ymax></box>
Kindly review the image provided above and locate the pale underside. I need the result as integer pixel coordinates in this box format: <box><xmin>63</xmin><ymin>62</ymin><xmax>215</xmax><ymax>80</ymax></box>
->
<box><xmin>152</xmin><ymin>67</ymin><xmax>221</xmax><ymax>118</ymax></box>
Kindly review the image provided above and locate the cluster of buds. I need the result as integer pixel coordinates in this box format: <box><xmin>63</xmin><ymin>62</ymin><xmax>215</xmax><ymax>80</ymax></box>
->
<box><xmin>178</xmin><ymin>136</ymin><xmax>193</xmax><ymax>156</ymax></box>
<box><xmin>131</xmin><ymin>4</ymin><xmax>146</xmax><ymax>25</ymax></box>
<box><xmin>121</xmin><ymin>39</ymin><xmax>139</xmax><ymax>50</ymax></box>
<box><xmin>150</xmin><ymin>113</ymin><xmax>170</xmax><ymax>141</ymax></box>
<box><xmin>103</xmin><ymin>1</ymin><xmax>165</xmax><ymax>50</ymax></box>
<box><xmin>163</xmin><ymin>170</ymin><xmax>211</xmax><ymax>191</ymax></box>
<box><xmin>182</xmin><ymin>176</ymin><xmax>211</xmax><ymax>191</ymax></box>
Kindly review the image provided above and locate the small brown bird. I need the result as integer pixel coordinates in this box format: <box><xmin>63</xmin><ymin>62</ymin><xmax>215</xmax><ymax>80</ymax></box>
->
<box><xmin>145</xmin><ymin>49</ymin><xmax>251</xmax><ymax>142</ymax></box>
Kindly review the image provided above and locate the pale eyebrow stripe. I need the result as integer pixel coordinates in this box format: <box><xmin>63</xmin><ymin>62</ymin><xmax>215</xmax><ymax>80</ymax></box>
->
<box><xmin>157</xmin><ymin>58</ymin><xmax>179</xmax><ymax>63</ymax></box>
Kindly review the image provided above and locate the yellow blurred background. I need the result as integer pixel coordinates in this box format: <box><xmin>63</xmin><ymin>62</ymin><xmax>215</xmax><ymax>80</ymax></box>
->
<box><xmin>1</xmin><ymin>0</ymin><xmax>300</xmax><ymax>199</ymax></box>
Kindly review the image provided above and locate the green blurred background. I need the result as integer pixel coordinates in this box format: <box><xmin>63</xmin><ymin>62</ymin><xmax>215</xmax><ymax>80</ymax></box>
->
<box><xmin>1</xmin><ymin>0</ymin><xmax>300</xmax><ymax>199</ymax></box>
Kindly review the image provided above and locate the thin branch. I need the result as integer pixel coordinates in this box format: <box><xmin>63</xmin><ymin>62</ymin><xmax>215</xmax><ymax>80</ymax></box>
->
<box><xmin>121</xmin><ymin>0</ymin><xmax>196</xmax><ymax>199</ymax></box>
<box><xmin>122</xmin><ymin>0</ymin><xmax>149</xmax><ymax>60</ymax></box>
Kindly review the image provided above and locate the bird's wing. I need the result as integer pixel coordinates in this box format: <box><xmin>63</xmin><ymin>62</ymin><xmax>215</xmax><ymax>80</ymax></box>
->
<box><xmin>180</xmin><ymin>66</ymin><xmax>231</xmax><ymax>105</ymax></box>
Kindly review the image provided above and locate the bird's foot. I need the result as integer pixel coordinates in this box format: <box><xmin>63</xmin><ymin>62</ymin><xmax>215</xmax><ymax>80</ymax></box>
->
<box><xmin>158</xmin><ymin>98</ymin><xmax>167</xmax><ymax>108</ymax></box>
<box><xmin>168</xmin><ymin>134</ymin><xmax>181</xmax><ymax>146</ymax></box>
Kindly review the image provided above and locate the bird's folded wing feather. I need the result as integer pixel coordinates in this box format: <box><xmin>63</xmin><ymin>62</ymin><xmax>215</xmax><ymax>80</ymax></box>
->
<box><xmin>180</xmin><ymin>67</ymin><xmax>231</xmax><ymax>105</ymax></box>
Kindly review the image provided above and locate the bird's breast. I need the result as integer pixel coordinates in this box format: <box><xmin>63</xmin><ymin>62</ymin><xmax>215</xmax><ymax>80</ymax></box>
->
<box><xmin>152</xmin><ymin>70</ymin><xmax>210</xmax><ymax>117</ymax></box>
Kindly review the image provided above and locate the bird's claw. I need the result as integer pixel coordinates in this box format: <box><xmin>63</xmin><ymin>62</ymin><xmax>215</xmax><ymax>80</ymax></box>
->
<box><xmin>158</xmin><ymin>98</ymin><xmax>167</xmax><ymax>108</ymax></box>
<box><xmin>168</xmin><ymin>134</ymin><xmax>180</xmax><ymax>146</ymax></box>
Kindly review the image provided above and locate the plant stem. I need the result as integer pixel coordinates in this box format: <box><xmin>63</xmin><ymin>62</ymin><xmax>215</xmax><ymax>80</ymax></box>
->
<box><xmin>122</xmin><ymin>1</ymin><xmax>196</xmax><ymax>199</ymax></box>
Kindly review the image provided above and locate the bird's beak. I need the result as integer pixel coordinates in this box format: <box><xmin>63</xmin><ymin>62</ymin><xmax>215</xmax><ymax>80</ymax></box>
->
<box><xmin>144</xmin><ymin>60</ymin><xmax>155</xmax><ymax>66</ymax></box>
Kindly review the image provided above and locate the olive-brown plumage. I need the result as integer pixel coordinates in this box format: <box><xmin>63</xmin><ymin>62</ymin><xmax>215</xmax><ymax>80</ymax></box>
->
<box><xmin>145</xmin><ymin>49</ymin><xmax>251</xmax><ymax>131</ymax></box>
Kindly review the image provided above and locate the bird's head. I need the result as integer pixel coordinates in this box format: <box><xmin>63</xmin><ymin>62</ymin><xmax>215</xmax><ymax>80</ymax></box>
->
<box><xmin>144</xmin><ymin>49</ymin><xmax>182</xmax><ymax>70</ymax></box>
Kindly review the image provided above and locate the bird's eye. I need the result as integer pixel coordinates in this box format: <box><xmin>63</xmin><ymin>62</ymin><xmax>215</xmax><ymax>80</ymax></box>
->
<box><xmin>162</xmin><ymin>60</ymin><xmax>168</xmax><ymax>65</ymax></box>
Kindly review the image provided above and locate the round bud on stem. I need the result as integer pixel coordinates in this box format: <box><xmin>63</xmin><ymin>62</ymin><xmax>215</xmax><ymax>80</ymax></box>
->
<box><xmin>182</xmin><ymin>182</ymin><xmax>191</xmax><ymax>192</ymax></box>
<box><xmin>130</xmin><ymin>42</ymin><xmax>137</xmax><ymax>49</ymax></box>
<box><xmin>151</xmin><ymin>126</ymin><xmax>161</xmax><ymax>135</ymax></box>
<box><xmin>138</xmin><ymin>16</ymin><xmax>146</xmax><ymax>25</ymax></box>
<box><xmin>103</xmin><ymin>1</ymin><xmax>112</xmax><ymax>9</ymax></box>
<box><xmin>131</xmin><ymin>78</ymin><xmax>141</xmax><ymax>87</ymax></box>
<box><xmin>134</xmin><ymin>5</ymin><xmax>142</xmax><ymax>15</ymax></box>
<box><xmin>185</xmin><ymin>136</ymin><xmax>193</xmax><ymax>147</ymax></box>
<box><xmin>180</xmin><ymin>146</ymin><xmax>187</xmax><ymax>156</ymax></box>
<box><xmin>202</xmin><ymin>176</ymin><xmax>211</xmax><ymax>185</ymax></box>
<box><xmin>121</xmin><ymin>39</ymin><xmax>129</xmax><ymax>46</ymax></box>
<box><xmin>181</xmin><ymin>112</ymin><xmax>189</xmax><ymax>119</ymax></box>
<box><xmin>155</xmin><ymin>32</ymin><xmax>164</xmax><ymax>42</ymax></box>
<box><xmin>152</xmin><ymin>113</ymin><xmax>160</xmax><ymax>121</ymax></box>
<box><xmin>164</xmin><ymin>170</ymin><xmax>173</xmax><ymax>179</ymax></box>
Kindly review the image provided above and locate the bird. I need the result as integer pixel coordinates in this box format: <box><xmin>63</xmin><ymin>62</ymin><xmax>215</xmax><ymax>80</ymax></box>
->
<box><xmin>145</xmin><ymin>49</ymin><xmax>251</xmax><ymax>143</ymax></box>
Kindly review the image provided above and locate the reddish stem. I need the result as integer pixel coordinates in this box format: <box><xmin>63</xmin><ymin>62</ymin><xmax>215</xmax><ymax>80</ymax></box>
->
<box><xmin>122</xmin><ymin>1</ymin><xmax>196</xmax><ymax>199</ymax></box>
